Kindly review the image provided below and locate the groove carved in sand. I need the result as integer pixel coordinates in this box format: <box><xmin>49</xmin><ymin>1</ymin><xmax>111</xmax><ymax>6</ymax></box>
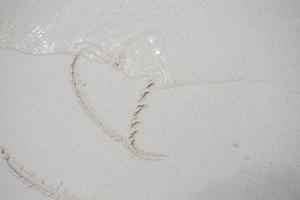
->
<box><xmin>70</xmin><ymin>55</ymin><xmax>167</xmax><ymax>159</ymax></box>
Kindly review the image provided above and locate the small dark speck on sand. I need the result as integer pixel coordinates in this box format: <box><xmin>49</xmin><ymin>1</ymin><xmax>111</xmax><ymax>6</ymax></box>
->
<box><xmin>233</xmin><ymin>142</ymin><xmax>240</xmax><ymax>148</ymax></box>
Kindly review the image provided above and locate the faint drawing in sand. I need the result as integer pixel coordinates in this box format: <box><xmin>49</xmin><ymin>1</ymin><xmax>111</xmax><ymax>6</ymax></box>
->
<box><xmin>0</xmin><ymin>146</ymin><xmax>82</xmax><ymax>200</ymax></box>
<box><xmin>70</xmin><ymin>50</ymin><xmax>168</xmax><ymax>159</ymax></box>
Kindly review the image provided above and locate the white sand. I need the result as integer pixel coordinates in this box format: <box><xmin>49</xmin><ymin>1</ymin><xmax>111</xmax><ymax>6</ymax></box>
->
<box><xmin>0</xmin><ymin>1</ymin><xmax>300</xmax><ymax>200</ymax></box>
